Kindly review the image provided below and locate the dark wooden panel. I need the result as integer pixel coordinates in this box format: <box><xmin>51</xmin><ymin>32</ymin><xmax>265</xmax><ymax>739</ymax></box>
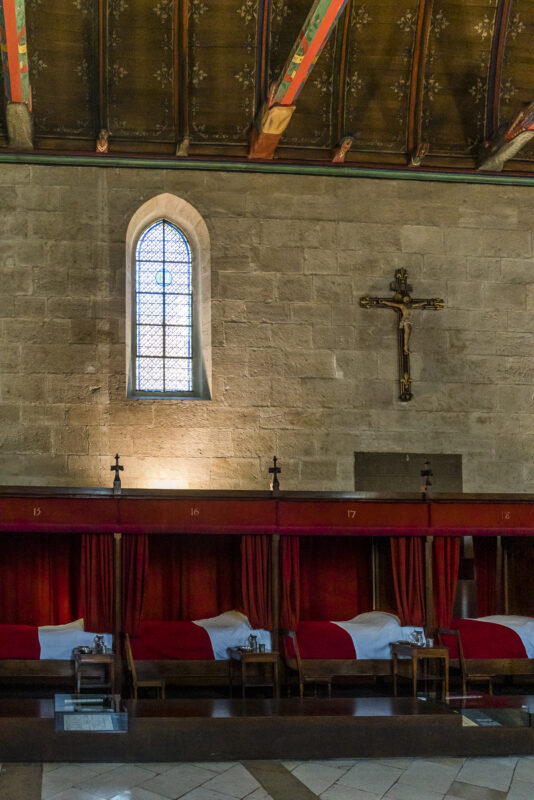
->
<box><xmin>0</xmin><ymin>496</ymin><xmax>118</xmax><ymax>532</ymax></box>
<box><xmin>188</xmin><ymin>0</ymin><xmax>256</xmax><ymax>145</ymax></box>
<box><xmin>117</xmin><ymin>497</ymin><xmax>276</xmax><ymax>533</ymax></box>
<box><xmin>506</xmin><ymin>537</ymin><xmax>534</xmax><ymax>614</ymax></box>
<box><xmin>343</xmin><ymin>0</ymin><xmax>418</xmax><ymax>153</ymax></box>
<box><xmin>107</xmin><ymin>0</ymin><xmax>175</xmax><ymax>141</ymax></box>
<box><xmin>424</xmin><ymin>0</ymin><xmax>497</xmax><ymax>155</ymax></box>
<box><xmin>26</xmin><ymin>0</ymin><xmax>97</xmax><ymax>138</ymax></box>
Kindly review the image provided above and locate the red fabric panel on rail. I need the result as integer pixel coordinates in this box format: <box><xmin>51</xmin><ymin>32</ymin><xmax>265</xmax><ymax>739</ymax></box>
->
<box><xmin>122</xmin><ymin>534</ymin><xmax>149</xmax><ymax>635</ymax></box>
<box><xmin>130</xmin><ymin>620</ymin><xmax>214</xmax><ymax>660</ymax></box>
<box><xmin>391</xmin><ymin>537</ymin><xmax>425</xmax><ymax>627</ymax></box>
<box><xmin>241</xmin><ymin>535</ymin><xmax>272</xmax><ymax>630</ymax></box>
<box><xmin>80</xmin><ymin>535</ymin><xmax>114</xmax><ymax>633</ymax></box>
<box><xmin>433</xmin><ymin>537</ymin><xmax>460</xmax><ymax>628</ymax></box>
<box><xmin>299</xmin><ymin>537</ymin><xmax>372</xmax><ymax>621</ymax></box>
<box><xmin>473</xmin><ymin>537</ymin><xmax>498</xmax><ymax>617</ymax></box>
<box><xmin>142</xmin><ymin>535</ymin><xmax>242</xmax><ymax>620</ymax></box>
<box><xmin>280</xmin><ymin>536</ymin><xmax>300</xmax><ymax>630</ymax></box>
<box><xmin>0</xmin><ymin>534</ymin><xmax>81</xmax><ymax>626</ymax></box>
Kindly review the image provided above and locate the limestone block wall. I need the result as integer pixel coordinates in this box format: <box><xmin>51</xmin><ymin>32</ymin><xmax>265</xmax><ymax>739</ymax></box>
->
<box><xmin>1</xmin><ymin>162</ymin><xmax>534</xmax><ymax>492</ymax></box>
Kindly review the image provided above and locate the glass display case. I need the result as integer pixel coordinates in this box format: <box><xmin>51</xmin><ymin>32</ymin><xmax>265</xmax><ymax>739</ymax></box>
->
<box><xmin>54</xmin><ymin>694</ymin><xmax>128</xmax><ymax>733</ymax></box>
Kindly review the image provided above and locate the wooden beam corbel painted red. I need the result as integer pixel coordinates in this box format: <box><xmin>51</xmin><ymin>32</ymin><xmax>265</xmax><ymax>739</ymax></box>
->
<box><xmin>0</xmin><ymin>0</ymin><xmax>30</xmax><ymax>105</ymax></box>
<box><xmin>249</xmin><ymin>0</ymin><xmax>349</xmax><ymax>160</ymax></box>
<box><xmin>478</xmin><ymin>100</ymin><xmax>534</xmax><ymax>172</ymax></box>
<box><xmin>0</xmin><ymin>0</ymin><xmax>32</xmax><ymax>149</ymax></box>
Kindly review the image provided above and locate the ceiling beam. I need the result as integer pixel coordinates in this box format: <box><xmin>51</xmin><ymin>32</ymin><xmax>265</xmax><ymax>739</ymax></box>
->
<box><xmin>0</xmin><ymin>0</ymin><xmax>32</xmax><ymax>148</ymax></box>
<box><xmin>249</xmin><ymin>0</ymin><xmax>349</xmax><ymax>159</ymax></box>
<box><xmin>484</xmin><ymin>0</ymin><xmax>512</xmax><ymax>143</ymax></box>
<box><xmin>478</xmin><ymin>101</ymin><xmax>534</xmax><ymax>172</ymax></box>
<box><xmin>407</xmin><ymin>0</ymin><xmax>433</xmax><ymax>166</ymax></box>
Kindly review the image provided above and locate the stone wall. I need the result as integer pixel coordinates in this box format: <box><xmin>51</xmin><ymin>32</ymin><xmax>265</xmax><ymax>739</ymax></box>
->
<box><xmin>1</xmin><ymin>163</ymin><xmax>534</xmax><ymax>492</ymax></box>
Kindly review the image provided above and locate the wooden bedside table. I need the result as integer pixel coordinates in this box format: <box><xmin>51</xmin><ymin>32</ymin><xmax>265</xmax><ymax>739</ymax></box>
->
<box><xmin>74</xmin><ymin>652</ymin><xmax>116</xmax><ymax>694</ymax></box>
<box><xmin>228</xmin><ymin>648</ymin><xmax>280</xmax><ymax>699</ymax></box>
<box><xmin>391</xmin><ymin>641</ymin><xmax>449</xmax><ymax>700</ymax></box>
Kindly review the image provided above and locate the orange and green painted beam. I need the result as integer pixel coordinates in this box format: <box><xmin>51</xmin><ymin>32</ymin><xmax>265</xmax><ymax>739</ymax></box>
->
<box><xmin>269</xmin><ymin>0</ymin><xmax>349</xmax><ymax>108</ymax></box>
<box><xmin>0</xmin><ymin>0</ymin><xmax>30</xmax><ymax>105</ymax></box>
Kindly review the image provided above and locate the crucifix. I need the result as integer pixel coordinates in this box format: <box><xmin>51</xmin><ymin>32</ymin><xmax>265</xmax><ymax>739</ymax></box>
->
<box><xmin>269</xmin><ymin>456</ymin><xmax>281</xmax><ymax>492</ymax></box>
<box><xmin>360</xmin><ymin>269</ymin><xmax>445</xmax><ymax>402</ymax></box>
<box><xmin>111</xmin><ymin>453</ymin><xmax>124</xmax><ymax>493</ymax></box>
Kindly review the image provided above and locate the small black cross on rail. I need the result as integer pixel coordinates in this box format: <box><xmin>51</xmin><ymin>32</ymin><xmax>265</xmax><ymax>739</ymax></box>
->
<box><xmin>111</xmin><ymin>453</ymin><xmax>124</xmax><ymax>492</ymax></box>
<box><xmin>269</xmin><ymin>456</ymin><xmax>281</xmax><ymax>492</ymax></box>
<box><xmin>421</xmin><ymin>460</ymin><xmax>433</xmax><ymax>500</ymax></box>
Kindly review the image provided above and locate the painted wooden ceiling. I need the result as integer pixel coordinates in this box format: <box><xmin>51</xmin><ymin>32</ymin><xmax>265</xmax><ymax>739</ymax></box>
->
<box><xmin>2</xmin><ymin>0</ymin><xmax>534</xmax><ymax>172</ymax></box>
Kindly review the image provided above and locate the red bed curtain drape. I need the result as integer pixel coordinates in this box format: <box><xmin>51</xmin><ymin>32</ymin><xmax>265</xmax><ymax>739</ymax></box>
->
<box><xmin>0</xmin><ymin>533</ymin><xmax>81</xmax><ymax>626</ymax></box>
<box><xmin>80</xmin><ymin>534</ymin><xmax>114</xmax><ymax>632</ymax></box>
<box><xmin>473</xmin><ymin>536</ymin><xmax>498</xmax><ymax>617</ymax></box>
<box><xmin>390</xmin><ymin>537</ymin><xmax>425</xmax><ymax>626</ymax></box>
<box><xmin>433</xmin><ymin>536</ymin><xmax>461</xmax><ymax>629</ymax></box>
<box><xmin>142</xmin><ymin>535</ymin><xmax>242</xmax><ymax>620</ymax></box>
<box><xmin>299</xmin><ymin>536</ymin><xmax>372</xmax><ymax>621</ymax></box>
<box><xmin>280</xmin><ymin>536</ymin><xmax>300</xmax><ymax>630</ymax></box>
<box><xmin>122</xmin><ymin>534</ymin><xmax>149</xmax><ymax>635</ymax></box>
<box><xmin>241</xmin><ymin>535</ymin><xmax>272</xmax><ymax>630</ymax></box>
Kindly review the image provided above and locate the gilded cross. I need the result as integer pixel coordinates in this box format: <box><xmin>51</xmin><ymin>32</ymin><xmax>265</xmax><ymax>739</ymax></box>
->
<box><xmin>360</xmin><ymin>269</ymin><xmax>445</xmax><ymax>402</ymax></box>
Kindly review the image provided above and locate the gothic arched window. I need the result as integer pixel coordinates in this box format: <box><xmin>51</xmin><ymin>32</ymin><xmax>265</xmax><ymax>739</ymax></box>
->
<box><xmin>135</xmin><ymin>220</ymin><xmax>193</xmax><ymax>393</ymax></box>
<box><xmin>126</xmin><ymin>194</ymin><xmax>211</xmax><ymax>400</ymax></box>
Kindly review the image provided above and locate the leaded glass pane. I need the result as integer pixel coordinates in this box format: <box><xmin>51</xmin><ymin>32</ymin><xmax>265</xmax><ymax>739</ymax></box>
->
<box><xmin>135</xmin><ymin>219</ymin><xmax>193</xmax><ymax>394</ymax></box>
<box><xmin>137</xmin><ymin>293</ymin><xmax>164</xmax><ymax>324</ymax></box>
<box><xmin>165</xmin><ymin>294</ymin><xmax>191</xmax><ymax>326</ymax></box>
<box><xmin>138</xmin><ymin>325</ymin><xmax>163</xmax><ymax>357</ymax></box>
<box><xmin>165</xmin><ymin>359</ymin><xmax>192</xmax><ymax>392</ymax></box>
<box><xmin>137</xmin><ymin>357</ymin><xmax>163</xmax><ymax>391</ymax></box>
<box><xmin>166</xmin><ymin>326</ymin><xmax>192</xmax><ymax>358</ymax></box>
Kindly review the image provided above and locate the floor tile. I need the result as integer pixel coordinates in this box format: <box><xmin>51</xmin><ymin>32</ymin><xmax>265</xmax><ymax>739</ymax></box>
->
<box><xmin>455</xmin><ymin>758</ymin><xmax>516</xmax><ymax>793</ymax></box>
<box><xmin>338</xmin><ymin>762</ymin><xmax>403</xmax><ymax>795</ymax></box>
<box><xmin>376</xmin><ymin>758</ymin><xmax>415</xmax><ymax>770</ymax></box>
<box><xmin>75</xmin><ymin>766</ymin><xmax>159</xmax><ymax>800</ymax></box>
<box><xmin>396</xmin><ymin>759</ymin><xmax>460</xmax><ymax>794</ymax></box>
<box><xmin>140</xmin><ymin>765</ymin><xmax>216</xmax><ymax>800</ymax></box>
<box><xmin>177</xmin><ymin>789</ymin><xmax>240</xmax><ymax>800</ymax></box>
<box><xmin>292</xmin><ymin>763</ymin><xmax>349</xmax><ymax>795</ymax></box>
<box><xmin>43</xmin><ymin>766</ymin><xmax>117</xmax><ymax>799</ymax></box>
<box><xmin>513</xmin><ymin>758</ymin><xmax>534</xmax><ymax>782</ymax></box>
<box><xmin>320</xmin><ymin>784</ymin><xmax>380</xmax><ymax>800</ymax></box>
<box><xmin>507</xmin><ymin>777</ymin><xmax>534</xmax><ymax>800</ymax></box>
<box><xmin>383</xmin><ymin>783</ymin><xmax>445</xmax><ymax>800</ymax></box>
<box><xmin>191</xmin><ymin>765</ymin><xmax>237</xmax><ymax>775</ymax></box>
<box><xmin>108</xmin><ymin>789</ymin><xmax>178</xmax><ymax>800</ymax></box>
<box><xmin>45</xmin><ymin>791</ymin><xmax>103</xmax><ymax>800</ymax></box>
<box><xmin>445</xmin><ymin>781</ymin><xmax>507</xmax><ymax>800</ymax></box>
<box><xmin>243</xmin><ymin>790</ymin><xmax>273</xmax><ymax>800</ymax></box>
<box><xmin>199</xmin><ymin>765</ymin><xmax>259</xmax><ymax>799</ymax></box>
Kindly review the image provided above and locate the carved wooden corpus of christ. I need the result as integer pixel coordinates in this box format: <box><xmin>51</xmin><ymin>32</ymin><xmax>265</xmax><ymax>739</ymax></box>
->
<box><xmin>360</xmin><ymin>269</ymin><xmax>445</xmax><ymax>402</ymax></box>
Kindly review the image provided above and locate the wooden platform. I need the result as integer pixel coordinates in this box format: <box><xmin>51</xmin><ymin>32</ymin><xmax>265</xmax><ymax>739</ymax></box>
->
<box><xmin>0</xmin><ymin>696</ymin><xmax>533</xmax><ymax>762</ymax></box>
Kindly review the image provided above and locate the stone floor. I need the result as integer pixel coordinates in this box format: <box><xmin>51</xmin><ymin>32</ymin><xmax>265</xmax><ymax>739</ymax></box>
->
<box><xmin>1</xmin><ymin>757</ymin><xmax>534</xmax><ymax>800</ymax></box>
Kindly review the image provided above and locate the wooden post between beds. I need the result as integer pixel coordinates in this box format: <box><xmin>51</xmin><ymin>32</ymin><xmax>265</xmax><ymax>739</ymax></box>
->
<box><xmin>114</xmin><ymin>532</ymin><xmax>123</xmax><ymax>695</ymax></box>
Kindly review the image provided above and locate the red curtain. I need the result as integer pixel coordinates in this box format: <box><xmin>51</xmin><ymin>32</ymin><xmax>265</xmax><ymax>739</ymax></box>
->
<box><xmin>142</xmin><ymin>535</ymin><xmax>241</xmax><ymax>620</ymax></box>
<box><xmin>241</xmin><ymin>535</ymin><xmax>272</xmax><ymax>630</ymax></box>
<box><xmin>390</xmin><ymin>537</ymin><xmax>425</xmax><ymax>626</ymax></box>
<box><xmin>280</xmin><ymin>536</ymin><xmax>300</xmax><ymax>630</ymax></box>
<box><xmin>433</xmin><ymin>536</ymin><xmax>461</xmax><ymax>628</ymax></box>
<box><xmin>80</xmin><ymin>534</ymin><xmax>114</xmax><ymax>632</ymax></box>
<box><xmin>122</xmin><ymin>534</ymin><xmax>149</xmax><ymax>634</ymax></box>
<box><xmin>473</xmin><ymin>536</ymin><xmax>498</xmax><ymax>617</ymax></box>
<box><xmin>0</xmin><ymin>534</ymin><xmax>81</xmax><ymax>626</ymax></box>
<box><xmin>299</xmin><ymin>536</ymin><xmax>372</xmax><ymax>621</ymax></box>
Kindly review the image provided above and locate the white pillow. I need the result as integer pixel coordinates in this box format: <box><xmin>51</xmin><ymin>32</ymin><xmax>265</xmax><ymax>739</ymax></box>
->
<box><xmin>38</xmin><ymin>618</ymin><xmax>84</xmax><ymax>632</ymax></box>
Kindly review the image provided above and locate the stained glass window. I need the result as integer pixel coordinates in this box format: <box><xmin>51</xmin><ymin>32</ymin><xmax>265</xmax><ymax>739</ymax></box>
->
<box><xmin>135</xmin><ymin>220</ymin><xmax>193</xmax><ymax>393</ymax></box>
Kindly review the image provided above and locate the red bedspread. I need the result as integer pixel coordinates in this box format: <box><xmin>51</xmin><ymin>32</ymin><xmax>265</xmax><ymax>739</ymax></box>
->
<box><xmin>447</xmin><ymin>619</ymin><xmax>527</xmax><ymax>659</ymax></box>
<box><xmin>285</xmin><ymin>622</ymin><xmax>356</xmax><ymax>659</ymax></box>
<box><xmin>130</xmin><ymin>620</ymin><xmax>214</xmax><ymax>660</ymax></box>
<box><xmin>0</xmin><ymin>625</ymin><xmax>40</xmax><ymax>659</ymax></box>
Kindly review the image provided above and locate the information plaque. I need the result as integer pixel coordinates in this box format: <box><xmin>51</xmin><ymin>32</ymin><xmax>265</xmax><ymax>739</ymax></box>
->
<box><xmin>54</xmin><ymin>694</ymin><xmax>128</xmax><ymax>733</ymax></box>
